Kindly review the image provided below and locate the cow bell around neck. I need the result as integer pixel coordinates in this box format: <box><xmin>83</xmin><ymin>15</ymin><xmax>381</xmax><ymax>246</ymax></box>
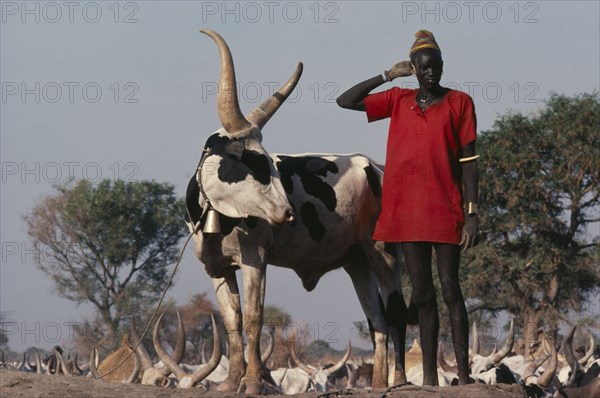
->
<box><xmin>203</xmin><ymin>203</ymin><xmax>221</xmax><ymax>234</ymax></box>
<box><xmin>196</xmin><ymin>145</ymin><xmax>221</xmax><ymax>234</ymax></box>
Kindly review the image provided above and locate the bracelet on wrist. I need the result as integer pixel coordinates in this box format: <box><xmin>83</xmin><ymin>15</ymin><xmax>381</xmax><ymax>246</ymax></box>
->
<box><xmin>467</xmin><ymin>202</ymin><xmax>478</xmax><ymax>215</ymax></box>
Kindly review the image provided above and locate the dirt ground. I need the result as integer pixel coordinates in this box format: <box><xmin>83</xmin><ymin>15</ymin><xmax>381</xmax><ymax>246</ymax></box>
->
<box><xmin>0</xmin><ymin>369</ymin><xmax>530</xmax><ymax>398</ymax></box>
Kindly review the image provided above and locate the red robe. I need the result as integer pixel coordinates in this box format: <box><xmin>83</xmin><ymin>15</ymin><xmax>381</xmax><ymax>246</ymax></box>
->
<box><xmin>365</xmin><ymin>88</ymin><xmax>476</xmax><ymax>244</ymax></box>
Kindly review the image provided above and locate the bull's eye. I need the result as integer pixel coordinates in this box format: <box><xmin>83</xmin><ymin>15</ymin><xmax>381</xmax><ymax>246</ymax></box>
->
<box><xmin>241</xmin><ymin>150</ymin><xmax>271</xmax><ymax>185</ymax></box>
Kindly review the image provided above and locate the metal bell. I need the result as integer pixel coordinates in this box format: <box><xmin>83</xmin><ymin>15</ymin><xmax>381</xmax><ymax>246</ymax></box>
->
<box><xmin>203</xmin><ymin>206</ymin><xmax>221</xmax><ymax>234</ymax></box>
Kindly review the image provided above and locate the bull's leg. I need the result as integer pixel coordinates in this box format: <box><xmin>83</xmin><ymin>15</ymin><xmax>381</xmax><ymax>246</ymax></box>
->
<box><xmin>372</xmin><ymin>241</ymin><xmax>408</xmax><ymax>386</ymax></box>
<box><xmin>212</xmin><ymin>272</ymin><xmax>245</xmax><ymax>392</ymax></box>
<box><xmin>344</xmin><ymin>261</ymin><xmax>389</xmax><ymax>388</ymax></box>
<box><xmin>239</xmin><ymin>264</ymin><xmax>267</xmax><ymax>395</ymax></box>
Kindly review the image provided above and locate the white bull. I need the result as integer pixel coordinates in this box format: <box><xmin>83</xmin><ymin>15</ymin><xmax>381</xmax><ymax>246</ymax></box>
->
<box><xmin>185</xmin><ymin>30</ymin><xmax>408</xmax><ymax>394</ymax></box>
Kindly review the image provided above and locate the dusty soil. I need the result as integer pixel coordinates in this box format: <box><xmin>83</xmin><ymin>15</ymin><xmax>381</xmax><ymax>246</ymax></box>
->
<box><xmin>0</xmin><ymin>369</ymin><xmax>529</xmax><ymax>398</ymax></box>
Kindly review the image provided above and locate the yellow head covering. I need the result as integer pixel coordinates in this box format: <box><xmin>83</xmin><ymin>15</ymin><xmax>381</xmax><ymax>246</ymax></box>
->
<box><xmin>409</xmin><ymin>30</ymin><xmax>441</xmax><ymax>57</ymax></box>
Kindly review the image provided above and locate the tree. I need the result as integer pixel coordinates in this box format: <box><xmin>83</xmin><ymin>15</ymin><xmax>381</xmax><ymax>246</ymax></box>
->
<box><xmin>24</xmin><ymin>179</ymin><xmax>186</xmax><ymax>348</ymax></box>
<box><xmin>462</xmin><ymin>92</ymin><xmax>600</xmax><ymax>353</ymax></box>
<box><xmin>262</xmin><ymin>305</ymin><xmax>294</xmax><ymax>368</ymax></box>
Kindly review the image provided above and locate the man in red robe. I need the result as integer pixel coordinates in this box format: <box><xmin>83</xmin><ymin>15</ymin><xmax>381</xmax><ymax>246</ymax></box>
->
<box><xmin>337</xmin><ymin>30</ymin><xmax>479</xmax><ymax>385</ymax></box>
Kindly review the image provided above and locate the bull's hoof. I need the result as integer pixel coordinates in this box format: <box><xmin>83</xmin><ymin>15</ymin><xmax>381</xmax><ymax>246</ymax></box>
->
<box><xmin>238</xmin><ymin>378</ymin><xmax>263</xmax><ymax>395</ymax></box>
<box><xmin>216</xmin><ymin>379</ymin><xmax>239</xmax><ymax>392</ymax></box>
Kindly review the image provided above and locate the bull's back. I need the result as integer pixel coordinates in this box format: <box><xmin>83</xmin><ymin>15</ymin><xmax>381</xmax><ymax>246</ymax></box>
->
<box><xmin>268</xmin><ymin>153</ymin><xmax>383</xmax><ymax>267</ymax></box>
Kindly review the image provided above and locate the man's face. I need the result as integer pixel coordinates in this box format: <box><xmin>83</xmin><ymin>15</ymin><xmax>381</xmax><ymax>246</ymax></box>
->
<box><xmin>411</xmin><ymin>49</ymin><xmax>443</xmax><ymax>91</ymax></box>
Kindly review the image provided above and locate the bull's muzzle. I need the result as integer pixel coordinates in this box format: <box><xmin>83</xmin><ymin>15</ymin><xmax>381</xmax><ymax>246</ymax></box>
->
<box><xmin>284</xmin><ymin>208</ymin><xmax>295</xmax><ymax>223</ymax></box>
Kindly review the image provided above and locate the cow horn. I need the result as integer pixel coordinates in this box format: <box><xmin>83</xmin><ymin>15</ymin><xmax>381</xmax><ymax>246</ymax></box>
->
<box><xmin>324</xmin><ymin>341</ymin><xmax>352</xmax><ymax>375</ymax></box>
<box><xmin>562</xmin><ymin>325</ymin><xmax>582</xmax><ymax>387</ymax></box>
<box><xmin>188</xmin><ymin>314</ymin><xmax>222</xmax><ymax>386</ymax></box>
<box><xmin>246</xmin><ymin>62</ymin><xmax>303</xmax><ymax>130</ymax></box>
<box><xmin>130</xmin><ymin>316</ymin><xmax>155</xmax><ymax>372</ymax></box>
<box><xmin>290</xmin><ymin>342</ymin><xmax>314</xmax><ymax>375</ymax></box>
<box><xmin>536</xmin><ymin>337</ymin><xmax>557</xmax><ymax>388</ymax></box>
<box><xmin>89</xmin><ymin>346</ymin><xmax>100</xmax><ymax>379</ymax></box>
<box><xmin>33</xmin><ymin>348</ymin><xmax>43</xmax><ymax>374</ymax></box>
<box><xmin>438</xmin><ymin>344</ymin><xmax>457</xmax><ymax>373</ymax></box>
<box><xmin>491</xmin><ymin>319</ymin><xmax>514</xmax><ymax>364</ymax></box>
<box><xmin>71</xmin><ymin>352</ymin><xmax>81</xmax><ymax>375</ymax></box>
<box><xmin>200</xmin><ymin>340</ymin><xmax>208</xmax><ymax>364</ymax></box>
<box><xmin>122</xmin><ymin>350</ymin><xmax>141</xmax><ymax>384</ymax></box>
<box><xmin>173</xmin><ymin>311</ymin><xmax>187</xmax><ymax>364</ymax></box>
<box><xmin>578</xmin><ymin>330</ymin><xmax>595</xmax><ymax>366</ymax></box>
<box><xmin>522</xmin><ymin>355</ymin><xmax>548</xmax><ymax>382</ymax></box>
<box><xmin>52</xmin><ymin>347</ymin><xmax>71</xmax><ymax>376</ymax></box>
<box><xmin>153</xmin><ymin>312</ymin><xmax>188</xmax><ymax>381</ymax></box>
<box><xmin>261</xmin><ymin>327</ymin><xmax>275</xmax><ymax>365</ymax></box>
<box><xmin>200</xmin><ymin>29</ymin><xmax>252</xmax><ymax>136</ymax></box>
<box><xmin>471</xmin><ymin>321</ymin><xmax>480</xmax><ymax>355</ymax></box>
<box><xmin>154</xmin><ymin>311</ymin><xmax>186</xmax><ymax>377</ymax></box>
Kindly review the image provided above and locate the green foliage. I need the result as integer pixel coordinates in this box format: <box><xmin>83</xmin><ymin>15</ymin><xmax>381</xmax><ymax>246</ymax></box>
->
<box><xmin>462</xmin><ymin>92</ymin><xmax>600</xmax><ymax>337</ymax></box>
<box><xmin>24</xmin><ymin>179</ymin><xmax>187</xmax><ymax>347</ymax></box>
<box><xmin>263</xmin><ymin>305</ymin><xmax>292</xmax><ymax>328</ymax></box>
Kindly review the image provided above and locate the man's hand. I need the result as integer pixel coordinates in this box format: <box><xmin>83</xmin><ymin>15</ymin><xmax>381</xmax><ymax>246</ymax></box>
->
<box><xmin>460</xmin><ymin>214</ymin><xmax>479</xmax><ymax>252</ymax></box>
<box><xmin>384</xmin><ymin>61</ymin><xmax>413</xmax><ymax>81</ymax></box>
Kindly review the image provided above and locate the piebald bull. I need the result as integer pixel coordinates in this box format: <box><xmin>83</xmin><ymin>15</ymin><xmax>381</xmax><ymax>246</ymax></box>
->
<box><xmin>185</xmin><ymin>30</ymin><xmax>408</xmax><ymax>394</ymax></box>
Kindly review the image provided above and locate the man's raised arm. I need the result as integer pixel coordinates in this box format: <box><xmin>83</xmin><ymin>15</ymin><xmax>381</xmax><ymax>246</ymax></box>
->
<box><xmin>336</xmin><ymin>60</ymin><xmax>413</xmax><ymax>111</ymax></box>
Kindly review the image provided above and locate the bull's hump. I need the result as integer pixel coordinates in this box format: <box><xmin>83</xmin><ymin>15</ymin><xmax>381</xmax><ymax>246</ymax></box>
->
<box><xmin>363</xmin><ymin>164</ymin><xmax>381</xmax><ymax>198</ymax></box>
<box><xmin>275</xmin><ymin>155</ymin><xmax>338</xmax><ymax>211</ymax></box>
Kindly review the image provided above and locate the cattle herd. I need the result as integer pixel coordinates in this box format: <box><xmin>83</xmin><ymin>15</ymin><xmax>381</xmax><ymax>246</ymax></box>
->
<box><xmin>0</xmin><ymin>316</ymin><xmax>599</xmax><ymax>397</ymax></box>
<box><xmin>2</xmin><ymin>30</ymin><xmax>599</xmax><ymax>398</ymax></box>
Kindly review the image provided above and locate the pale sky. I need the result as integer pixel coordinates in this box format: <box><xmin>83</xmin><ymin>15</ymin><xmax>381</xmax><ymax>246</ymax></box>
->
<box><xmin>1</xmin><ymin>1</ymin><xmax>599</xmax><ymax>353</ymax></box>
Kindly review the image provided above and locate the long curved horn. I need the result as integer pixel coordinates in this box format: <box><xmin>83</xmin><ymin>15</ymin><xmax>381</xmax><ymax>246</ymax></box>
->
<box><xmin>173</xmin><ymin>311</ymin><xmax>186</xmax><ymax>364</ymax></box>
<box><xmin>129</xmin><ymin>317</ymin><xmax>155</xmax><ymax>372</ymax></box>
<box><xmin>89</xmin><ymin>347</ymin><xmax>99</xmax><ymax>379</ymax></box>
<box><xmin>52</xmin><ymin>347</ymin><xmax>71</xmax><ymax>376</ymax></box>
<box><xmin>188</xmin><ymin>314</ymin><xmax>222</xmax><ymax>386</ymax></box>
<box><xmin>153</xmin><ymin>312</ymin><xmax>188</xmax><ymax>381</ymax></box>
<box><xmin>122</xmin><ymin>351</ymin><xmax>141</xmax><ymax>384</ymax></box>
<box><xmin>578</xmin><ymin>330</ymin><xmax>595</xmax><ymax>366</ymax></box>
<box><xmin>522</xmin><ymin>355</ymin><xmax>549</xmax><ymax>383</ymax></box>
<box><xmin>72</xmin><ymin>352</ymin><xmax>83</xmax><ymax>375</ymax></box>
<box><xmin>33</xmin><ymin>348</ymin><xmax>42</xmax><ymax>374</ymax></box>
<box><xmin>261</xmin><ymin>327</ymin><xmax>275</xmax><ymax>365</ymax></box>
<box><xmin>438</xmin><ymin>344</ymin><xmax>458</xmax><ymax>373</ymax></box>
<box><xmin>324</xmin><ymin>341</ymin><xmax>352</xmax><ymax>375</ymax></box>
<box><xmin>491</xmin><ymin>319</ymin><xmax>514</xmax><ymax>364</ymax></box>
<box><xmin>562</xmin><ymin>325</ymin><xmax>582</xmax><ymax>387</ymax></box>
<box><xmin>471</xmin><ymin>321</ymin><xmax>480</xmax><ymax>355</ymax></box>
<box><xmin>246</xmin><ymin>62</ymin><xmax>303</xmax><ymax>130</ymax></box>
<box><xmin>290</xmin><ymin>342</ymin><xmax>314</xmax><ymax>375</ymax></box>
<box><xmin>536</xmin><ymin>337</ymin><xmax>557</xmax><ymax>388</ymax></box>
<box><xmin>154</xmin><ymin>311</ymin><xmax>186</xmax><ymax>377</ymax></box>
<box><xmin>200</xmin><ymin>29</ymin><xmax>252</xmax><ymax>136</ymax></box>
<box><xmin>200</xmin><ymin>340</ymin><xmax>208</xmax><ymax>364</ymax></box>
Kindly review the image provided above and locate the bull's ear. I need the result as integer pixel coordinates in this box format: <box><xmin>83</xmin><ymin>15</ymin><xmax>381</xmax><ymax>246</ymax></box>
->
<box><xmin>224</xmin><ymin>140</ymin><xmax>245</xmax><ymax>160</ymax></box>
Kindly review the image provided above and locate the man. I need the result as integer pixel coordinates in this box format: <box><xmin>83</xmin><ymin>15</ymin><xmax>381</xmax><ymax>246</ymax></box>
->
<box><xmin>336</xmin><ymin>30</ymin><xmax>479</xmax><ymax>385</ymax></box>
